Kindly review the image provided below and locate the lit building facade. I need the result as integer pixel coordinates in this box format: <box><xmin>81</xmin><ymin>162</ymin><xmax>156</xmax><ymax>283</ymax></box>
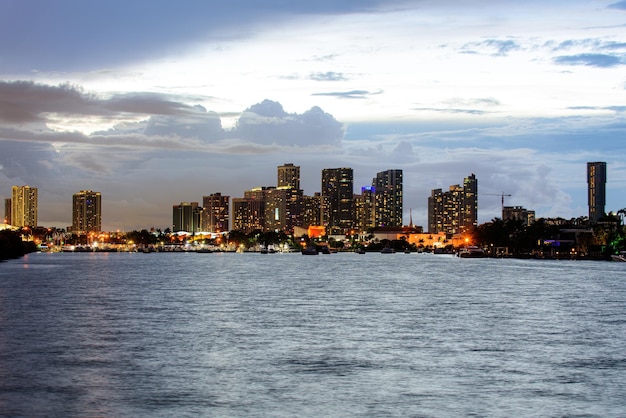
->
<box><xmin>427</xmin><ymin>174</ymin><xmax>478</xmax><ymax>234</ymax></box>
<box><xmin>321</xmin><ymin>167</ymin><xmax>354</xmax><ymax>235</ymax></box>
<box><xmin>232</xmin><ymin>187</ymin><xmax>267</xmax><ymax>233</ymax></box>
<box><xmin>11</xmin><ymin>185</ymin><xmax>38</xmax><ymax>227</ymax></box>
<box><xmin>202</xmin><ymin>193</ymin><xmax>229</xmax><ymax>232</ymax></box>
<box><xmin>354</xmin><ymin>186</ymin><xmax>376</xmax><ymax>231</ymax></box>
<box><xmin>72</xmin><ymin>190</ymin><xmax>102</xmax><ymax>233</ymax></box>
<box><xmin>301</xmin><ymin>193</ymin><xmax>321</xmax><ymax>228</ymax></box>
<box><xmin>587</xmin><ymin>161</ymin><xmax>606</xmax><ymax>223</ymax></box>
<box><xmin>373</xmin><ymin>169</ymin><xmax>403</xmax><ymax>227</ymax></box>
<box><xmin>277</xmin><ymin>163</ymin><xmax>300</xmax><ymax>190</ymax></box>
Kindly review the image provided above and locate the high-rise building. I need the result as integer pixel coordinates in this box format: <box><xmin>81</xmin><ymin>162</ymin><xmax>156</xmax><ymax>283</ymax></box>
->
<box><xmin>11</xmin><ymin>185</ymin><xmax>38</xmax><ymax>227</ymax></box>
<box><xmin>301</xmin><ymin>193</ymin><xmax>321</xmax><ymax>228</ymax></box>
<box><xmin>173</xmin><ymin>202</ymin><xmax>201</xmax><ymax>233</ymax></box>
<box><xmin>587</xmin><ymin>162</ymin><xmax>606</xmax><ymax>223</ymax></box>
<box><xmin>373</xmin><ymin>169</ymin><xmax>403</xmax><ymax>227</ymax></box>
<box><xmin>462</xmin><ymin>173</ymin><xmax>478</xmax><ymax>232</ymax></box>
<box><xmin>72</xmin><ymin>190</ymin><xmax>102</xmax><ymax>233</ymax></box>
<box><xmin>427</xmin><ymin>174</ymin><xmax>478</xmax><ymax>234</ymax></box>
<box><xmin>232</xmin><ymin>187</ymin><xmax>267</xmax><ymax>233</ymax></box>
<box><xmin>321</xmin><ymin>168</ymin><xmax>354</xmax><ymax>234</ymax></box>
<box><xmin>4</xmin><ymin>198</ymin><xmax>11</xmax><ymax>225</ymax></box>
<box><xmin>354</xmin><ymin>186</ymin><xmax>376</xmax><ymax>231</ymax></box>
<box><xmin>277</xmin><ymin>163</ymin><xmax>300</xmax><ymax>190</ymax></box>
<box><xmin>202</xmin><ymin>193</ymin><xmax>229</xmax><ymax>232</ymax></box>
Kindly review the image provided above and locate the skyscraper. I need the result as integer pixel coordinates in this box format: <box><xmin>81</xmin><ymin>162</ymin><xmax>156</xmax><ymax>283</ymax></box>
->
<box><xmin>202</xmin><ymin>193</ymin><xmax>229</xmax><ymax>232</ymax></box>
<box><xmin>321</xmin><ymin>168</ymin><xmax>354</xmax><ymax>234</ymax></box>
<box><xmin>587</xmin><ymin>162</ymin><xmax>606</xmax><ymax>223</ymax></box>
<box><xmin>373</xmin><ymin>169</ymin><xmax>403</xmax><ymax>227</ymax></box>
<box><xmin>173</xmin><ymin>202</ymin><xmax>201</xmax><ymax>233</ymax></box>
<box><xmin>11</xmin><ymin>185</ymin><xmax>38</xmax><ymax>227</ymax></box>
<box><xmin>277</xmin><ymin>163</ymin><xmax>300</xmax><ymax>190</ymax></box>
<box><xmin>427</xmin><ymin>174</ymin><xmax>478</xmax><ymax>234</ymax></box>
<box><xmin>72</xmin><ymin>190</ymin><xmax>102</xmax><ymax>233</ymax></box>
<box><xmin>461</xmin><ymin>173</ymin><xmax>478</xmax><ymax>232</ymax></box>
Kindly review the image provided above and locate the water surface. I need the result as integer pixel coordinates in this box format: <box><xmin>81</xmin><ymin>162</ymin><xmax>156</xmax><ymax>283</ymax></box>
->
<box><xmin>1</xmin><ymin>252</ymin><xmax>624</xmax><ymax>417</ymax></box>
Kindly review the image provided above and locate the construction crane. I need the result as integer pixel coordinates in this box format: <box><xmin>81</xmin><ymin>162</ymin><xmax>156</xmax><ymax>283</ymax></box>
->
<box><xmin>484</xmin><ymin>192</ymin><xmax>512</xmax><ymax>211</ymax></box>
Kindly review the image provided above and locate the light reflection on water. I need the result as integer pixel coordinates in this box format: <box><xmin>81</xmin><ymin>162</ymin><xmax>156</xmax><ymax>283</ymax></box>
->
<box><xmin>1</xmin><ymin>252</ymin><xmax>625</xmax><ymax>417</ymax></box>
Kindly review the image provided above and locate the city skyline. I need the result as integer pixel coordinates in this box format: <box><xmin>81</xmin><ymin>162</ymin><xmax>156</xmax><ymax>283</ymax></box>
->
<box><xmin>1</xmin><ymin>1</ymin><xmax>625</xmax><ymax>231</ymax></box>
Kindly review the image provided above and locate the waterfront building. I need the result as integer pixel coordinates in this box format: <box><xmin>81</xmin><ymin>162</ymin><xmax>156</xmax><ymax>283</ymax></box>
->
<box><xmin>503</xmin><ymin>206</ymin><xmax>535</xmax><ymax>226</ymax></box>
<box><xmin>301</xmin><ymin>193</ymin><xmax>321</xmax><ymax>228</ymax></box>
<box><xmin>354</xmin><ymin>186</ymin><xmax>375</xmax><ymax>231</ymax></box>
<box><xmin>321</xmin><ymin>167</ymin><xmax>354</xmax><ymax>235</ymax></box>
<box><xmin>427</xmin><ymin>174</ymin><xmax>478</xmax><ymax>234</ymax></box>
<box><xmin>202</xmin><ymin>193</ymin><xmax>229</xmax><ymax>233</ymax></box>
<box><xmin>172</xmin><ymin>202</ymin><xmax>201</xmax><ymax>233</ymax></box>
<box><xmin>587</xmin><ymin>162</ymin><xmax>606</xmax><ymax>223</ymax></box>
<box><xmin>11</xmin><ymin>185</ymin><xmax>38</xmax><ymax>228</ymax></box>
<box><xmin>72</xmin><ymin>190</ymin><xmax>102</xmax><ymax>233</ymax></box>
<box><xmin>277</xmin><ymin>163</ymin><xmax>300</xmax><ymax>190</ymax></box>
<box><xmin>232</xmin><ymin>187</ymin><xmax>267</xmax><ymax>233</ymax></box>
<box><xmin>373</xmin><ymin>169</ymin><xmax>403</xmax><ymax>227</ymax></box>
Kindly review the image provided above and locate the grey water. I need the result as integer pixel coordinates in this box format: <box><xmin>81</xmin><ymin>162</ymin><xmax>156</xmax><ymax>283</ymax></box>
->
<box><xmin>0</xmin><ymin>252</ymin><xmax>625</xmax><ymax>417</ymax></box>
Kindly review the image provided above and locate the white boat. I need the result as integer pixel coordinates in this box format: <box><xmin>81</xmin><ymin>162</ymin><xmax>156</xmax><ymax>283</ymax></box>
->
<box><xmin>611</xmin><ymin>252</ymin><xmax>626</xmax><ymax>262</ymax></box>
<box><xmin>458</xmin><ymin>246</ymin><xmax>487</xmax><ymax>258</ymax></box>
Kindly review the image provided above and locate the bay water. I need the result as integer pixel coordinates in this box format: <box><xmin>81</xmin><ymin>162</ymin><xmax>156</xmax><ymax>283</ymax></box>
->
<box><xmin>1</xmin><ymin>251</ymin><xmax>625</xmax><ymax>417</ymax></box>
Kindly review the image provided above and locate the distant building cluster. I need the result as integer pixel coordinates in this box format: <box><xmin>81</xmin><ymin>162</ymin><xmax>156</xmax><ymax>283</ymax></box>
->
<box><xmin>1</xmin><ymin>162</ymin><xmax>610</xmax><ymax>236</ymax></box>
<box><xmin>173</xmin><ymin>164</ymin><xmax>406</xmax><ymax>236</ymax></box>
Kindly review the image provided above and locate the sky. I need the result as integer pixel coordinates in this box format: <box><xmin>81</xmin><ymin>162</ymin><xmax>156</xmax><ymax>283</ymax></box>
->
<box><xmin>1</xmin><ymin>0</ymin><xmax>625</xmax><ymax>231</ymax></box>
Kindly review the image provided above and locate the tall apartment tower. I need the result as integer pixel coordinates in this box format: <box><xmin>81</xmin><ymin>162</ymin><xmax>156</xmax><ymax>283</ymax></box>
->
<box><xmin>427</xmin><ymin>174</ymin><xmax>478</xmax><ymax>234</ymax></box>
<box><xmin>4</xmin><ymin>198</ymin><xmax>11</xmax><ymax>225</ymax></box>
<box><xmin>277</xmin><ymin>163</ymin><xmax>300</xmax><ymax>190</ymax></box>
<box><xmin>321</xmin><ymin>167</ymin><xmax>354</xmax><ymax>234</ymax></box>
<box><xmin>354</xmin><ymin>186</ymin><xmax>376</xmax><ymax>231</ymax></box>
<box><xmin>587</xmin><ymin>162</ymin><xmax>606</xmax><ymax>223</ymax></box>
<box><xmin>72</xmin><ymin>190</ymin><xmax>102</xmax><ymax>233</ymax></box>
<box><xmin>11</xmin><ymin>185</ymin><xmax>38</xmax><ymax>227</ymax></box>
<box><xmin>202</xmin><ymin>193</ymin><xmax>229</xmax><ymax>232</ymax></box>
<box><xmin>373</xmin><ymin>169</ymin><xmax>403</xmax><ymax>227</ymax></box>
<box><xmin>172</xmin><ymin>202</ymin><xmax>201</xmax><ymax>233</ymax></box>
<box><xmin>462</xmin><ymin>173</ymin><xmax>478</xmax><ymax>232</ymax></box>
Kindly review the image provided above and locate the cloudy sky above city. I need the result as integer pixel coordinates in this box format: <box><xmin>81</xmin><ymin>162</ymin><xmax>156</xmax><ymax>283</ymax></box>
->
<box><xmin>1</xmin><ymin>0</ymin><xmax>625</xmax><ymax>230</ymax></box>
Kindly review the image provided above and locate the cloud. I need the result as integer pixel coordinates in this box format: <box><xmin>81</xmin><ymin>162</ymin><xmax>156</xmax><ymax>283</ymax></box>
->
<box><xmin>232</xmin><ymin>99</ymin><xmax>344</xmax><ymax>146</ymax></box>
<box><xmin>312</xmin><ymin>90</ymin><xmax>383</xmax><ymax>99</ymax></box>
<box><xmin>460</xmin><ymin>39</ymin><xmax>521</xmax><ymax>56</ymax></box>
<box><xmin>553</xmin><ymin>53</ymin><xmax>624</xmax><ymax>67</ymax></box>
<box><xmin>309</xmin><ymin>72</ymin><xmax>348</xmax><ymax>81</ymax></box>
<box><xmin>608</xmin><ymin>1</ymin><xmax>626</xmax><ymax>10</ymax></box>
<box><xmin>0</xmin><ymin>81</ymin><xmax>197</xmax><ymax>124</ymax></box>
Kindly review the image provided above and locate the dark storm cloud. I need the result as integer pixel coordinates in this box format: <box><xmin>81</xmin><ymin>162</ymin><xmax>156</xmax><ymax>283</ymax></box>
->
<box><xmin>553</xmin><ymin>53</ymin><xmax>624</xmax><ymax>67</ymax></box>
<box><xmin>0</xmin><ymin>81</ymin><xmax>197</xmax><ymax>124</ymax></box>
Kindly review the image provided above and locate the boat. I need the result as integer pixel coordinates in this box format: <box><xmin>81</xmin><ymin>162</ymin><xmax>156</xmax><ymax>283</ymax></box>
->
<box><xmin>301</xmin><ymin>244</ymin><xmax>319</xmax><ymax>255</ymax></box>
<box><xmin>404</xmin><ymin>248</ymin><xmax>411</xmax><ymax>254</ymax></box>
<box><xmin>611</xmin><ymin>251</ymin><xmax>626</xmax><ymax>262</ymax></box>
<box><xmin>355</xmin><ymin>248</ymin><xmax>366</xmax><ymax>254</ymax></box>
<box><xmin>458</xmin><ymin>246</ymin><xmax>487</xmax><ymax>258</ymax></box>
<box><xmin>381</xmin><ymin>246</ymin><xmax>396</xmax><ymax>254</ymax></box>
